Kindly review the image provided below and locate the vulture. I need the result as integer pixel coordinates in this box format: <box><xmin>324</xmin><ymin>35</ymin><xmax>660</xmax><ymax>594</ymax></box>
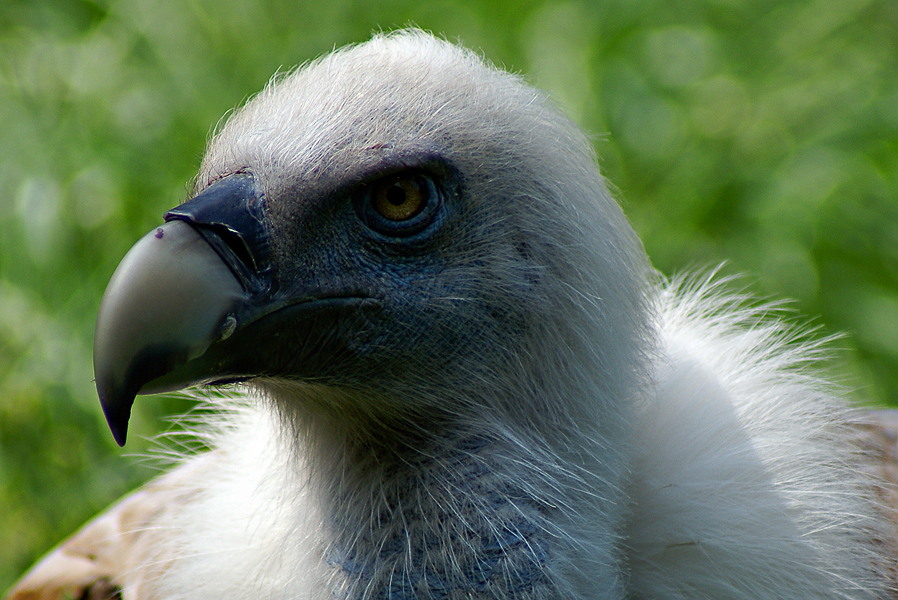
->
<box><xmin>7</xmin><ymin>30</ymin><xmax>898</xmax><ymax>600</ymax></box>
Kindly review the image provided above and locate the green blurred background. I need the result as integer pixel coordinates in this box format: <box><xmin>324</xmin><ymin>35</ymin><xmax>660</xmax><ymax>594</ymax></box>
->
<box><xmin>1</xmin><ymin>0</ymin><xmax>896</xmax><ymax>590</ymax></box>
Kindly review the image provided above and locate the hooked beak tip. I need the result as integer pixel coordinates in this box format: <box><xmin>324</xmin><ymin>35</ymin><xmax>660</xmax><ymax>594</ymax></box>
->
<box><xmin>100</xmin><ymin>394</ymin><xmax>131</xmax><ymax>447</ymax></box>
<box><xmin>93</xmin><ymin>218</ymin><xmax>246</xmax><ymax>446</ymax></box>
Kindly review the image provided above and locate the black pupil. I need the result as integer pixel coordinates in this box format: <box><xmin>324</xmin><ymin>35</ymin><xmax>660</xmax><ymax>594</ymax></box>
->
<box><xmin>387</xmin><ymin>183</ymin><xmax>407</xmax><ymax>206</ymax></box>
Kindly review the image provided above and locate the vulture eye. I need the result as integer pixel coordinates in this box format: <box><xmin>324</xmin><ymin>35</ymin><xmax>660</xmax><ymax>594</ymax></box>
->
<box><xmin>357</xmin><ymin>171</ymin><xmax>443</xmax><ymax>237</ymax></box>
<box><xmin>372</xmin><ymin>175</ymin><xmax>428</xmax><ymax>221</ymax></box>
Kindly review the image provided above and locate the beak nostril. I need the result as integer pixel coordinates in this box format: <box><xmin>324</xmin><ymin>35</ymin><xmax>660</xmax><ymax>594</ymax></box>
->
<box><xmin>165</xmin><ymin>174</ymin><xmax>273</xmax><ymax>295</ymax></box>
<box><xmin>212</xmin><ymin>226</ymin><xmax>256</xmax><ymax>272</ymax></box>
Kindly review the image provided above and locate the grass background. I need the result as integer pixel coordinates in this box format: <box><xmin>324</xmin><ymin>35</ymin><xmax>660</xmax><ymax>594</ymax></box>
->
<box><xmin>1</xmin><ymin>0</ymin><xmax>897</xmax><ymax>590</ymax></box>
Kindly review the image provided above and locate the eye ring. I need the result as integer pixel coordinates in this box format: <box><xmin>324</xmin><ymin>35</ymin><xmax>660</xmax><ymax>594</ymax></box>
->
<box><xmin>356</xmin><ymin>171</ymin><xmax>444</xmax><ymax>237</ymax></box>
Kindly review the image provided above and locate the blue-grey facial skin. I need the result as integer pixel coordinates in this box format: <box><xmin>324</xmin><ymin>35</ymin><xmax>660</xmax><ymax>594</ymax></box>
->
<box><xmin>95</xmin><ymin>152</ymin><xmax>520</xmax><ymax>443</ymax></box>
<box><xmin>260</xmin><ymin>156</ymin><xmax>522</xmax><ymax>391</ymax></box>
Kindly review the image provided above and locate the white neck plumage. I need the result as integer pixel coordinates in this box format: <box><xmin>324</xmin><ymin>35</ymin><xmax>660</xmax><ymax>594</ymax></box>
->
<box><xmin>262</xmin><ymin>380</ymin><xmax>631</xmax><ymax>600</ymax></box>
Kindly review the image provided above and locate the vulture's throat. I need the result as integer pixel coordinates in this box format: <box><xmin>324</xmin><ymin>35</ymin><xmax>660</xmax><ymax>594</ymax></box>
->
<box><xmin>320</xmin><ymin>434</ymin><xmax>561</xmax><ymax>600</ymax></box>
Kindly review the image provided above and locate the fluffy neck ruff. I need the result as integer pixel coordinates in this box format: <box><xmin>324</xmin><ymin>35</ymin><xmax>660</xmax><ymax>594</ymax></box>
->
<box><xmin>266</xmin><ymin>384</ymin><xmax>631</xmax><ymax>600</ymax></box>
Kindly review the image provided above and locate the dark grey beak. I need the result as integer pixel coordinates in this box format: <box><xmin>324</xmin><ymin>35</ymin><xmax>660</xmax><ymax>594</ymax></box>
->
<box><xmin>94</xmin><ymin>174</ymin><xmax>380</xmax><ymax>446</ymax></box>
<box><xmin>94</xmin><ymin>174</ymin><xmax>381</xmax><ymax>445</ymax></box>
<box><xmin>94</xmin><ymin>175</ymin><xmax>272</xmax><ymax>446</ymax></box>
<box><xmin>94</xmin><ymin>219</ymin><xmax>246</xmax><ymax>446</ymax></box>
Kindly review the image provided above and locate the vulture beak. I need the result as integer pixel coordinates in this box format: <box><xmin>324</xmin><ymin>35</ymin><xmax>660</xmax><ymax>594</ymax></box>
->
<box><xmin>94</xmin><ymin>174</ymin><xmax>373</xmax><ymax>446</ymax></box>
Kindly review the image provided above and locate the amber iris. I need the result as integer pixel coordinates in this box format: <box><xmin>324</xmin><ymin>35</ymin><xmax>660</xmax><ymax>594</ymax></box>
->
<box><xmin>371</xmin><ymin>175</ymin><xmax>428</xmax><ymax>221</ymax></box>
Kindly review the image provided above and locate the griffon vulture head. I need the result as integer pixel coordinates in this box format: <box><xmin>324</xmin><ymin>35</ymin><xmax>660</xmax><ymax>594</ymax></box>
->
<box><xmin>7</xmin><ymin>30</ymin><xmax>892</xmax><ymax>600</ymax></box>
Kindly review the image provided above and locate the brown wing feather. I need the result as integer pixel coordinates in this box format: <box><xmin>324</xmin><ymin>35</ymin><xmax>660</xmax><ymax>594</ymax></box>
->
<box><xmin>4</xmin><ymin>456</ymin><xmax>212</xmax><ymax>600</ymax></box>
<box><xmin>853</xmin><ymin>408</ymin><xmax>898</xmax><ymax>590</ymax></box>
<box><xmin>864</xmin><ymin>409</ymin><xmax>898</xmax><ymax>497</ymax></box>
